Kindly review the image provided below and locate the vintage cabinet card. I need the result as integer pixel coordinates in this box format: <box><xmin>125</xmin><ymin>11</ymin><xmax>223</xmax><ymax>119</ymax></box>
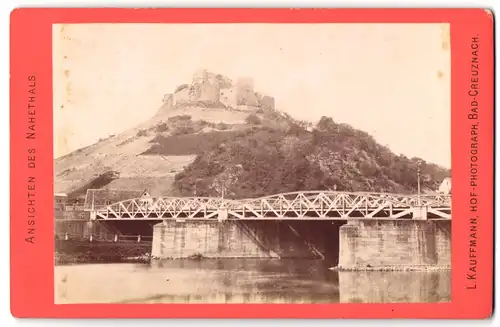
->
<box><xmin>10</xmin><ymin>8</ymin><xmax>494</xmax><ymax>318</ymax></box>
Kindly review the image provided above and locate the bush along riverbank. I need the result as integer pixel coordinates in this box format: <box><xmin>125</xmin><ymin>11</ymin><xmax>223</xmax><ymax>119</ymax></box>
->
<box><xmin>54</xmin><ymin>240</ymin><xmax>152</xmax><ymax>265</ymax></box>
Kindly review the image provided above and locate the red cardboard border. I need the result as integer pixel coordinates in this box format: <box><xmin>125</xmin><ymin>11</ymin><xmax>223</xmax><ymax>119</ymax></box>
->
<box><xmin>10</xmin><ymin>8</ymin><xmax>494</xmax><ymax>319</ymax></box>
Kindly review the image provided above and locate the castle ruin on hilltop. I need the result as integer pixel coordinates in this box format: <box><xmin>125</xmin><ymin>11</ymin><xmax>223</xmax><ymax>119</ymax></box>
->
<box><xmin>162</xmin><ymin>69</ymin><xmax>275</xmax><ymax>112</ymax></box>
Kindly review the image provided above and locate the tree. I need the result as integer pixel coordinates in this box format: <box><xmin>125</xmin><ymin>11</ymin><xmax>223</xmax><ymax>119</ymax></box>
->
<box><xmin>245</xmin><ymin>114</ymin><xmax>262</xmax><ymax>125</ymax></box>
<box><xmin>211</xmin><ymin>164</ymin><xmax>244</xmax><ymax>198</ymax></box>
<box><xmin>317</xmin><ymin>116</ymin><xmax>336</xmax><ymax>132</ymax></box>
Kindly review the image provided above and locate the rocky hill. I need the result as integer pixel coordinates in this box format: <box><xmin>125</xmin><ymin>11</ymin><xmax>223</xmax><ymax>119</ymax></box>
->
<box><xmin>55</xmin><ymin>70</ymin><xmax>450</xmax><ymax>202</ymax></box>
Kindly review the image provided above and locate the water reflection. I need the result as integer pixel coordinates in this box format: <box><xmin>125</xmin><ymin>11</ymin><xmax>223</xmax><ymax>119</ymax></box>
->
<box><xmin>54</xmin><ymin>259</ymin><xmax>450</xmax><ymax>304</ymax></box>
<box><xmin>338</xmin><ymin>270</ymin><xmax>451</xmax><ymax>303</ymax></box>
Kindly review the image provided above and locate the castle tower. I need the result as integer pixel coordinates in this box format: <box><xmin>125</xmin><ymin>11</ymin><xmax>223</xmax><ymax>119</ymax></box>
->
<box><xmin>192</xmin><ymin>69</ymin><xmax>208</xmax><ymax>85</ymax></box>
<box><xmin>260</xmin><ymin>95</ymin><xmax>275</xmax><ymax>111</ymax></box>
<box><xmin>191</xmin><ymin>69</ymin><xmax>220</xmax><ymax>103</ymax></box>
<box><xmin>236</xmin><ymin>77</ymin><xmax>258</xmax><ymax>107</ymax></box>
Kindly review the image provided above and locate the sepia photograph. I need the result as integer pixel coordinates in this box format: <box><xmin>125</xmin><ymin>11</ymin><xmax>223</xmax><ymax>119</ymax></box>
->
<box><xmin>53</xmin><ymin>23</ymin><xmax>452</xmax><ymax>304</ymax></box>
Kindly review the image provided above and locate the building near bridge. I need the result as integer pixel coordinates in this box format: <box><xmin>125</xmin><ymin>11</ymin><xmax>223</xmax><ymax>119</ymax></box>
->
<box><xmin>83</xmin><ymin>189</ymin><xmax>146</xmax><ymax>210</ymax></box>
<box><xmin>438</xmin><ymin>178</ymin><xmax>452</xmax><ymax>195</ymax></box>
<box><xmin>54</xmin><ymin>193</ymin><xmax>68</xmax><ymax>206</ymax></box>
<box><xmin>54</xmin><ymin>193</ymin><xmax>68</xmax><ymax>220</ymax></box>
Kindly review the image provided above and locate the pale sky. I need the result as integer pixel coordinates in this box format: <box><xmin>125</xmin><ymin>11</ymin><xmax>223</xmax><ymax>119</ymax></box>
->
<box><xmin>53</xmin><ymin>23</ymin><xmax>451</xmax><ymax>167</ymax></box>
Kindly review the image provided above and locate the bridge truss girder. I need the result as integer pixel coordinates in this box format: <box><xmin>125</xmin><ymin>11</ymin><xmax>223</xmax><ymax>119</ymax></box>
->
<box><xmin>91</xmin><ymin>191</ymin><xmax>452</xmax><ymax>221</ymax></box>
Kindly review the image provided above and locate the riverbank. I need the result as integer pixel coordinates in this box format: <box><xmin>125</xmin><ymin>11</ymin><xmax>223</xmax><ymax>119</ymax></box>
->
<box><xmin>54</xmin><ymin>251</ymin><xmax>278</xmax><ymax>265</ymax></box>
<box><xmin>330</xmin><ymin>265</ymin><xmax>452</xmax><ymax>272</ymax></box>
<box><xmin>55</xmin><ymin>240</ymin><xmax>152</xmax><ymax>265</ymax></box>
<box><xmin>54</xmin><ymin>241</ymin><xmax>222</xmax><ymax>265</ymax></box>
<box><xmin>55</xmin><ymin>252</ymin><xmax>152</xmax><ymax>265</ymax></box>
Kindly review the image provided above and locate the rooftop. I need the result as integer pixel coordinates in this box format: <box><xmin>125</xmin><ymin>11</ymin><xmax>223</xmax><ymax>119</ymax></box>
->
<box><xmin>83</xmin><ymin>188</ymin><xmax>145</xmax><ymax>209</ymax></box>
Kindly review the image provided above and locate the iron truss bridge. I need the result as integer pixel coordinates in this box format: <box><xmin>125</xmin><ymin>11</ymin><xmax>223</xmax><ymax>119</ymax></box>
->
<box><xmin>88</xmin><ymin>191</ymin><xmax>451</xmax><ymax>221</ymax></box>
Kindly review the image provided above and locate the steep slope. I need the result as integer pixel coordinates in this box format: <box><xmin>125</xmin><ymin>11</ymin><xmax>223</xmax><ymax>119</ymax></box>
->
<box><xmin>54</xmin><ymin>105</ymin><xmax>251</xmax><ymax>200</ymax></box>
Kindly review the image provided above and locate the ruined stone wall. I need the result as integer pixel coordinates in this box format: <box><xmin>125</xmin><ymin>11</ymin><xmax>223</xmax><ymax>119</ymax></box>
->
<box><xmin>236</xmin><ymin>78</ymin><xmax>259</xmax><ymax>107</ymax></box>
<box><xmin>214</xmin><ymin>74</ymin><xmax>233</xmax><ymax>89</ymax></box>
<box><xmin>237</xmin><ymin>89</ymin><xmax>259</xmax><ymax>107</ymax></box>
<box><xmin>338</xmin><ymin>219</ymin><xmax>451</xmax><ymax>269</ymax></box>
<box><xmin>219</xmin><ymin>87</ymin><xmax>237</xmax><ymax>108</ymax></box>
<box><xmin>173</xmin><ymin>87</ymin><xmax>190</xmax><ymax>105</ymax></box>
<box><xmin>168</xmin><ymin>72</ymin><xmax>275</xmax><ymax>110</ymax></box>
<box><xmin>189</xmin><ymin>70</ymin><xmax>223</xmax><ymax>103</ymax></box>
<box><xmin>259</xmin><ymin>95</ymin><xmax>275</xmax><ymax>111</ymax></box>
<box><xmin>236</xmin><ymin>105</ymin><xmax>261</xmax><ymax>111</ymax></box>
<box><xmin>192</xmin><ymin>69</ymin><xmax>208</xmax><ymax>84</ymax></box>
<box><xmin>195</xmin><ymin>83</ymin><xmax>220</xmax><ymax>103</ymax></box>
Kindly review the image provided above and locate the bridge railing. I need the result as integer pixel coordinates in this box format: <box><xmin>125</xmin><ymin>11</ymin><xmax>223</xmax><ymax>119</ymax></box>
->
<box><xmin>55</xmin><ymin>210</ymin><xmax>89</xmax><ymax>220</ymax></box>
<box><xmin>55</xmin><ymin>233</ymin><xmax>153</xmax><ymax>243</ymax></box>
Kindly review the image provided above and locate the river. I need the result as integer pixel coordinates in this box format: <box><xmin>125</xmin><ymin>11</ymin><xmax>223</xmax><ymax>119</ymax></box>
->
<box><xmin>54</xmin><ymin>259</ymin><xmax>451</xmax><ymax>304</ymax></box>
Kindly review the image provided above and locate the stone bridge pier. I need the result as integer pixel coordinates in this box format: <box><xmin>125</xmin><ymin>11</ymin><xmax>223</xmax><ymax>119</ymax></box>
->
<box><xmin>150</xmin><ymin>216</ymin><xmax>451</xmax><ymax>271</ymax></box>
<box><xmin>337</xmin><ymin>219</ymin><xmax>451</xmax><ymax>270</ymax></box>
<box><xmin>151</xmin><ymin>219</ymin><xmax>345</xmax><ymax>262</ymax></box>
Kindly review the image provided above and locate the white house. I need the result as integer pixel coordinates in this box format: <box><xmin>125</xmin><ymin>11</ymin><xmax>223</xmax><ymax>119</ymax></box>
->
<box><xmin>438</xmin><ymin>178</ymin><xmax>452</xmax><ymax>195</ymax></box>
